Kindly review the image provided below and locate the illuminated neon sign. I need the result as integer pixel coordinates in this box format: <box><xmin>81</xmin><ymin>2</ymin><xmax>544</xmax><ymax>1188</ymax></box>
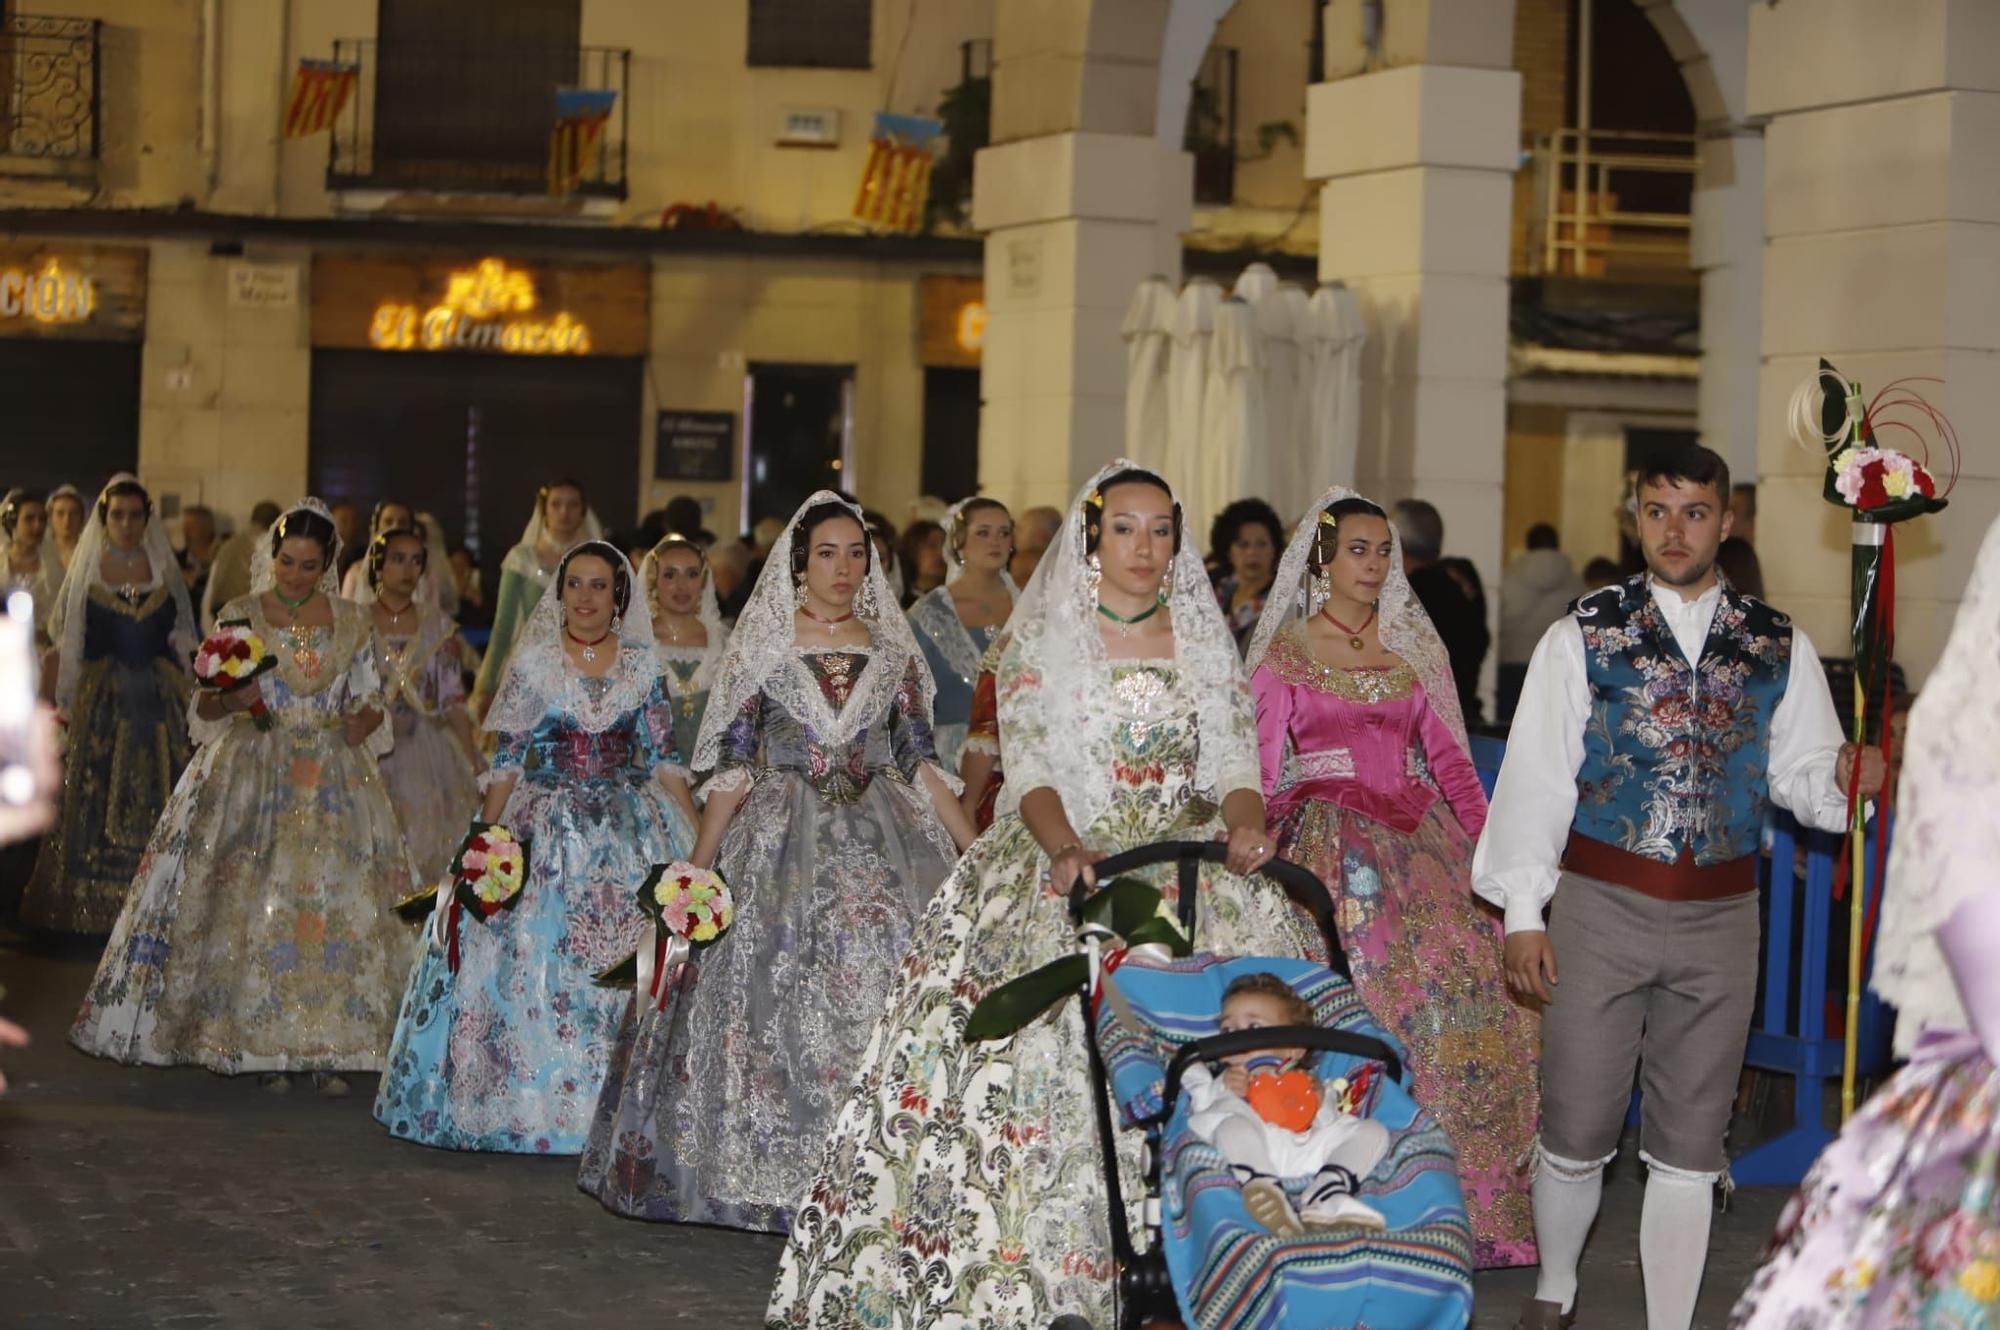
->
<box><xmin>368</xmin><ymin>258</ymin><xmax>592</xmax><ymax>354</ymax></box>
<box><xmin>0</xmin><ymin>260</ymin><xmax>96</xmax><ymax>325</ymax></box>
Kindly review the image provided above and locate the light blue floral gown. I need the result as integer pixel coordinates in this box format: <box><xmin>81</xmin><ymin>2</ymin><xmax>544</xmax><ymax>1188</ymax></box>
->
<box><xmin>373</xmin><ymin>643</ymin><xmax>695</xmax><ymax>1154</ymax></box>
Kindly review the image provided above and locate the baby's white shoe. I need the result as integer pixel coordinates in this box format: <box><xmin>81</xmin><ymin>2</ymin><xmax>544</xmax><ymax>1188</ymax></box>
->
<box><xmin>1298</xmin><ymin>1166</ymin><xmax>1387</xmax><ymax>1233</ymax></box>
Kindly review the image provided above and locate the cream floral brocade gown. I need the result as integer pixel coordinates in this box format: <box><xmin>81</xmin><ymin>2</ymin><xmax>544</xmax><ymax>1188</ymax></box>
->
<box><xmin>767</xmin><ymin>659</ymin><xmax>1321</xmax><ymax>1330</ymax></box>
<box><xmin>72</xmin><ymin>596</ymin><xmax>421</xmax><ymax>1073</ymax></box>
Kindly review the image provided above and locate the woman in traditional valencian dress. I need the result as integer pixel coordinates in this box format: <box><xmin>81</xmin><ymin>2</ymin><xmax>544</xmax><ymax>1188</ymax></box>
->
<box><xmin>45</xmin><ymin>483</ymin><xmax>85</xmax><ymax>580</ymax></box>
<box><xmin>767</xmin><ymin>463</ymin><xmax>1316</xmax><ymax>1328</ymax></box>
<box><xmin>71</xmin><ymin>500</ymin><xmax>417</xmax><ymax>1095</ymax></box>
<box><xmin>365</xmin><ymin>526</ymin><xmax>483</xmax><ymax>885</ymax></box>
<box><xmin>469</xmin><ymin>480</ymin><xmax>600</xmax><ymax>721</ymax></box>
<box><xmin>21</xmin><ymin>477</ymin><xmax>195</xmax><ymax>936</ymax></box>
<box><xmin>905</xmin><ymin>498</ymin><xmax>1014</xmax><ymax>771</ymax></box>
<box><xmin>1730</xmin><ymin>515</ymin><xmax>2000</xmax><ymax>1330</ymax></box>
<box><xmin>579</xmin><ymin>492</ymin><xmax>974</xmax><ymax>1228</ymax></box>
<box><xmin>374</xmin><ymin>540</ymin><xmax>696</xmax><ymax>1154</ymax></box>
<box><xmin>1245</xmin><ymin>490</ymin><xmax>1539</xmax><ymax>1269</ymax></box>
<box><xmin>339</xmin><ymin>498</ymin><xmax>415</xmax><ymax>602</ymax></box>
<box><xmin>0</xmin><ymin>488</ymin><xmax>61</xmax><ymax>644</ymax></box>
<box><xmin>642</xmin><ymin>533</ymin><xmax>729</xmax><ymax>763</ymax></box>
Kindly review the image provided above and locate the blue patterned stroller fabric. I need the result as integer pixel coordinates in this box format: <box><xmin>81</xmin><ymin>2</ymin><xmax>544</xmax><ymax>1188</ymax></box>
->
<box><xmin>1097</xmin><ymin>953</ymin><xmax>1474</xmax><ymax>1330</ymax></box>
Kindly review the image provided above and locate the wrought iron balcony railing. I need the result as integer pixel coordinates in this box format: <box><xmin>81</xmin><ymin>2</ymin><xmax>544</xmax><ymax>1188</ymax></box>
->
<box><xmin>0</xmin><ymin>15</ymin><xmax>100</xmax><ymax>172</ymax></box>
<box><xmin>327</xmin><ymin>38</ymin><xmax>629</xmax><ymax>199</ymax></box>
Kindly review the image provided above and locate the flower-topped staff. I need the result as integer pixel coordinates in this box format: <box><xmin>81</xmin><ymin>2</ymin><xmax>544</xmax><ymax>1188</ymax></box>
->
<box><xmin>1787</xmin><ymin>357</ymin><xmax>1960</xmax><ymax>1121</ymax></box>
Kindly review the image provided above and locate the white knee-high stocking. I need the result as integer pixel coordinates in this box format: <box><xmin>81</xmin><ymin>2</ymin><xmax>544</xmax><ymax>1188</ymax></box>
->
<box><xmin>1531</xmin><ymin>1152</ymin><xmax>1604</xmax><ymax>1313</ymax></box>
<box><xmin>1639</xmin><ymin>1170</ymin><xmax>1712</xmax><ymax>1330</ymax></box>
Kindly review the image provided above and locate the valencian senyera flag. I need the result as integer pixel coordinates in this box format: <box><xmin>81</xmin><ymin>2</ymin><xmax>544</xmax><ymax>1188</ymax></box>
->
<box><xmin>283</xmin><ymin>58</ymin><xmax>360</xmax><ymax>138</ymax></box>
<box><xmin>548</xmin><ymin>88</ymin><xmax>618</xmax><ymax>196</ymax></box>
<box><xmin>853</xmin><ymin>112</ymin><xmax>942</xmax><ymax>233</ymax></box>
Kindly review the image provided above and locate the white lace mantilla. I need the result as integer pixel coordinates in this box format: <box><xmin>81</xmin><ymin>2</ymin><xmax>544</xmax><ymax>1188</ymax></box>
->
<box><xmin>907</xmin><ymin>584</ymin><xmax>999</xmax><ymax>688</ymax></box>
<box><xmin>692</xmin><ymin>491</ymin><xmax>935</xmax><ymax>772</ymax></box>
<box><xmin>995</xmin><ymin>459</ymin><xmax>1256</xmax><ymax>830</ymax></box>
<box><xmin>483</xmin><ymin>541</ymin><xmax>660</xmax><ymax>736</ymax></box>
<box><xmin>1872</xmin><ymin>513</ymin><xmax>2000</xmax><ymax>1052</ymax></box>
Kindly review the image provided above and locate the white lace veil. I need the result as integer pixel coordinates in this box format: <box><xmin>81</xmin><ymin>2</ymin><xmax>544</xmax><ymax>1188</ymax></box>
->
<box><xmin>641</xmin><ymin>534</ymin><xmax>730</xmax><ymax>695</ymax></box>
<box><xmin>513</xmin><ymin>488</ymin><xmax>604</xmax><ymax>558</ymax></box>
<box><xmin>45</xmin><ymin>483</ymin><xmax>81</xmax><ymax>576</ymax></box>
<box><xmin>352</xmin><ymin>517</ymin><xmax>459</xmax><ymax>615</ymax></box>
<box><xmin>691</xmin><ymin>490</ymin><xmax>933</xmax><ymax>773</ymax></box>
<box><xmin>483</xmin><ymin>538</ymin><xmax>657</xmax><ymax>735</ymax></box>
<box><xmin>250</xmin><ymin>498</ymin><xmax>344</xmax><ymax>600</ymax></box>
<box><xmin>1872</xmin><ymin>512</ymin><xmax>2000</xmax><ymax>1048</ymax></box>
<box><xmin>50</xmin><ymin>473</ymin><xmax>197</xmax><ymax>707</ymax></box>
<box><xmin>1243</xmin><ymin>486</ymin><xmax>1470</xmax><ymax>756</ymax></box>
<box><xmin>993</xmin><ymin>459</ymin><xmax>1254</xmax><ymax>828</ymax></box>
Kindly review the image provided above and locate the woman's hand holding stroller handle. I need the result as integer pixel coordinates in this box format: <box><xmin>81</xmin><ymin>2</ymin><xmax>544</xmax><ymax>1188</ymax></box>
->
<box><xmin>1048</xmin><ymin>843</ymin><xmax>1103</xmax><ymax>892</ymax></box>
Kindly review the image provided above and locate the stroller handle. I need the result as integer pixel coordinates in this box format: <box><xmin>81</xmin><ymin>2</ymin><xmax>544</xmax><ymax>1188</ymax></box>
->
<box><xmin>1065</xmin><ymin>839</ymin><xmax>1346</xmax><ymax>979</ymax></box>
<box><xmin>1147</xmin><ymin>1024</ymin><xmax>1405</xmax><ymax>1132</ymax></box>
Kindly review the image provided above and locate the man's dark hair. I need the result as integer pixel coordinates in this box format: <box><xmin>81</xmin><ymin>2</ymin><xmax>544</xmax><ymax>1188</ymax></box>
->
<box><xmin>250</xmin><ymin>500</ymin><xmax>283</xmax><ymax>528</ymax></box>
<box><xmin>1526</xmin><ymin>523</ymin><xmax>1559</xmax><ymax>551</ymax></box>
<box><xmin>1390</xmin><ymin>499</ymin><xmax>1444</xmax><ymax>563</ymax></box>
<box><xmin>663</xmin><ymin>496</ymin><xmax>704</xmax><ymax>539</ymax></box>
<box><xmin>1637</xmin><ymin>442</ymin><xmax>1731</xmax><ymax>506</ymax></box>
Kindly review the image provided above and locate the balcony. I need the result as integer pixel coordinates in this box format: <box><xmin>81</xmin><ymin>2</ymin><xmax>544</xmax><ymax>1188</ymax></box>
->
<box><xmin>0</xmin><ymin>15</ymin><xmax>99</xmax><ymax>177</ymax></box>
<box><xmin>327</xmin><ymin>39</ymin><xmax>628</xmax><ymax>200</ymax></box>
<box><xmin>1528</xmin><ymin>127</ymin><xmax>1698</xmax><ymax>281</ymax></box>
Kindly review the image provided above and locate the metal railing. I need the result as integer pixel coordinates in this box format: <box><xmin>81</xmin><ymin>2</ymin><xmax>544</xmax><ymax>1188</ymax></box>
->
<box><xmin>327</xmin><ymin>39</ymin><xmax>629</xmax><ymax>198</ymax></box>
<box><xmin>1186</xmin><ymin>45</ymin><xmax>1238</xmax><ymax>206</ymax></box>
<box><xmin>0</xmin><ymin>15</ymin><xmax>99</xmax><ymax>170</ymax></box>
<box><xmin>1529</xmin><ymin>127</ymin><xmax>1699</xmax><ymax>278</ymax></box>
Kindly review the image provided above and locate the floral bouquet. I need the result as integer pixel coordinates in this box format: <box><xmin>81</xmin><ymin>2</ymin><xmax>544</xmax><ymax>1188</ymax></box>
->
<box><xmin>635</xmin><ymin>861</ymin><xmax>734</xmax><ymax>1009</ymax></box>
<box><xmin>192</xmin><ymin>620</ymin><xmax>277</xmax><ymax>730</ymax></box>
<box><xmin>401</xmin><ymin>821</ymin><xmax>528</xmax><ymax>972</ymax></box>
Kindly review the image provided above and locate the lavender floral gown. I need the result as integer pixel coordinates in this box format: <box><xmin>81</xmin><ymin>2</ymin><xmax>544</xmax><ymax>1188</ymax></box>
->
<box><xmin>578</xmin><ymin>647</ymin><xmax>958</xmax><ymax>1230</ymax></box>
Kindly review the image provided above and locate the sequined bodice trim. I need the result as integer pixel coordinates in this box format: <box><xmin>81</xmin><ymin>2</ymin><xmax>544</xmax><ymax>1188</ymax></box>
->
<box><xmin>1261</xmin><ymin>629</ymin><xmax>1416</xmax><ymax>703</ymax></box>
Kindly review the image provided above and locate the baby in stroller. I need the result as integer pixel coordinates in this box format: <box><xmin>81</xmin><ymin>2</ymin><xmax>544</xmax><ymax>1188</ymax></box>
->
<box><xmin>1187</xmin><ymin>972</ymin><xmax>1391</xmax><ymax>1237</ymax></box>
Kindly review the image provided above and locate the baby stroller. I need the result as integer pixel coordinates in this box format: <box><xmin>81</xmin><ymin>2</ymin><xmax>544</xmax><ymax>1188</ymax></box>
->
<box><xmin>1060</xmin><ymin>840</ymin><xmax>1473</xmax><ymax>1330</ymax></box>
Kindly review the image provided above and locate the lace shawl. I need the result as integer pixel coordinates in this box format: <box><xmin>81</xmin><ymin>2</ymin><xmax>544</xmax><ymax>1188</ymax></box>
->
<box><xmin>1872</xmin><ymin>513</ymin><xmax>2000</xmax><ymax>1050</ymax></box>
<box><xmin>483</xmin><ymin>541</ymin><xmax>661</xmax><ymax>736</ymax></box>
<box><xmin>691</xmin><ymin>490</ymin><xmax>935</xmax><ymax>774</ymax></box>
<box><xmin>1243</xmin><ymin>485</ymin><xmax>1469</xmax><ymax>756</ymax></box>
<box><xmin>907</xmin><ymin>584</ymin><xmax>1010</xmax><ymax>691</ymax></box>
<box><xmin>994</xmin><ymin>459</ymin><xmax>1257</xmax><ymax>829</ymax></box>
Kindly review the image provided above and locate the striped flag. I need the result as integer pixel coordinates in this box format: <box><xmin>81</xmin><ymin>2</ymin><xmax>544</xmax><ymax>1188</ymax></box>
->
<box><xmin>283</xmin><ymin>58</ymin><xmax>359</xmax><ymax>138</ymax></box>
<box><xmin>548</xmin><ymin>88</ymin><xmax>618</xmax><ymax>196</ymax></box>
<box><xmin>853</xmin><ymin>113</ymin><xmax>941</xmax><ymax>234</ymax></box>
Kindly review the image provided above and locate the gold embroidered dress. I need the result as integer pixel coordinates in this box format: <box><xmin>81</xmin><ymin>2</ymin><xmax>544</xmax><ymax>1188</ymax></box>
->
<box><xmin>71</xmin><ymin>595</ymin><xmax>422</xmax><ymax>1073</ymax></box>
<box><xmin>22</xmin><ymin>579</ymin><xmax>192</xmax><ymax>933</ymax></box>
<box><xmin>371</xmin><ymin>607</ymin><xmax>479</xmax><ymax>883</ymax></box>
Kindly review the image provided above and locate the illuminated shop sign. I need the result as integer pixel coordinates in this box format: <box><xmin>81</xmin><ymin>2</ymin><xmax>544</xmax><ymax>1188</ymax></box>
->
<box><xmin>368</xmin><ymin>258</ymin><xmax>592</xmax><ymax>355</ymax></box>
<box><xmin>0</xmin><ymin>260</ymin><xmax>96</xmax><ymax>325</ymax></box>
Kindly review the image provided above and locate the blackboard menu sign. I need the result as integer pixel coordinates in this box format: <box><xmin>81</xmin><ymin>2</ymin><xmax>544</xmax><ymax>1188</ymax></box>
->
<box><xmin>655</xmin><ymin>410</ymin><xmax>736</xmax><ymax>482</ymax></box>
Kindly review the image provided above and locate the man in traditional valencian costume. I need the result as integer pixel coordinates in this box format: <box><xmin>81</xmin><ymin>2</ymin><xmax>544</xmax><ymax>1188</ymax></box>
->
<box><xmin>1473</xmin><ymin>443</ymin><xmax>1885</xmax><ymax>1330</ymax></box>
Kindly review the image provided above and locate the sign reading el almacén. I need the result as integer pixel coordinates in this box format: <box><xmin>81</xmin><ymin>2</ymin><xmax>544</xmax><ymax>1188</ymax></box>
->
<box><xmin>0</xmin><ymin>243</ymin><xmax>146</xmax><ymax>341</ymax></box>
<box><xmin>311</xmin><ymin>254</ymin><xmax>649</xmax><ymax>357</ymax></box>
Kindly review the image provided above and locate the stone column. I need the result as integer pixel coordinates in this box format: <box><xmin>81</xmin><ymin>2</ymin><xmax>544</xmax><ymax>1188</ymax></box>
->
<box><xmin>1750</xmin><ymin>0</ymin><xmax>2000</xmax><ymax>680</ymax></box>
<box><xmin>1308</xmin><ymin>0</ymin><xmax>1520</xmax><ymax>712</ymax></box>
<box><xmin>973</xmin><ymin>0</ymin><xmax>1193</xmax><ymax>510</ymax></box>
<box><xmin>1691</xmin><ymin>132</ymin><xmax>1764</xmax><ymax>484</ymax></box>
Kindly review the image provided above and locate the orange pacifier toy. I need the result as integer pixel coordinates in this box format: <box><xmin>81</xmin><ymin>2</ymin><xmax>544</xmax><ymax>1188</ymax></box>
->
<box><xmin>1244</xmin><ymin>1055</ymin><xmax>1322</xmax><ymax>1131</ymax></box>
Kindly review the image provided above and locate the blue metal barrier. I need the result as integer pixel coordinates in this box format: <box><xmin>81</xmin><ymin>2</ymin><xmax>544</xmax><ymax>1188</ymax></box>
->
<box><xmin>1467</xmin><ymin>735</ymin><xmax>1897</xmax><ymax>1186</ymax></box>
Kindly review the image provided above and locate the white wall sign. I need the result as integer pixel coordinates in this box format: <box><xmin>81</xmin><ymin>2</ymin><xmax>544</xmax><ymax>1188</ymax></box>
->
<box><xmin>228</xmin><ymin>263</ymin><xmax>299</xmax><ymax>310</ymax></box>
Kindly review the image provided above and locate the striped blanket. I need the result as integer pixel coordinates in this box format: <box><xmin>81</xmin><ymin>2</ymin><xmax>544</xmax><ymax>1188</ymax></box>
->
<box><xmin>1098</xmin><ymin>954</ymin><xmax>1474</xmax><ymax>1330</ymax></box>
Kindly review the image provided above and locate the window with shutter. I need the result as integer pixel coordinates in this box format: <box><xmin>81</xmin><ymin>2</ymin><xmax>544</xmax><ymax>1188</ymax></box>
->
<box><xmin>746</xmin><ymin>0</ymin><xmax>871</xmax><ymax>70</ymax></box>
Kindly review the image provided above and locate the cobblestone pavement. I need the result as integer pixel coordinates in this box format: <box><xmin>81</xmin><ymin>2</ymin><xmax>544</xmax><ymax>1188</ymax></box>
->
<box><xmin>0</xmin><ymin>946</ymin><xmax>1786</xmax><ymax>1328</ymax></box>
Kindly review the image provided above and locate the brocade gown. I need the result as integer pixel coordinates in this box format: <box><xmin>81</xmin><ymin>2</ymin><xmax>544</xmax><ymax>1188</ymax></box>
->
<box><xmin>1252</xmin><ymin>622</ymin><xmax>1538</xmax><ymax>1269</ymax></box>
<box><xmin>766</xmin><ymin>658</ymin><xmax>1322</xmax><ymax>1329</ymax></box>
<box><xmin>23</xmin><ymin>581</ymin><xmax>192</xmax><ymax>933</ymax></box>
<box><xmin>71</xmin><ymin>596</ymin><xmax>420</xmax><ymax>1073</ymax></box>
<box><xmin>371</xmin><ymin>616</ymin><xmax>480</xmax><ymax>884</ymax></box>
<box><xmin>373</xmin><ymin>661</ymin><xmax>695</xmax><ymax>1154</ymax></box>
<box><xmin>579</xmin><ymin>647</ymin><xmax>958</xmax><ymax>1230</ymax></box>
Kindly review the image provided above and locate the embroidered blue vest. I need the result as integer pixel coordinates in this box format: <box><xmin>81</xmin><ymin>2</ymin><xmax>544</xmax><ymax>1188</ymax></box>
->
<box><xmin>1571</xmin><ymin>574</ymin><xmax>1793</xmax><ymax>866</ymax></box>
